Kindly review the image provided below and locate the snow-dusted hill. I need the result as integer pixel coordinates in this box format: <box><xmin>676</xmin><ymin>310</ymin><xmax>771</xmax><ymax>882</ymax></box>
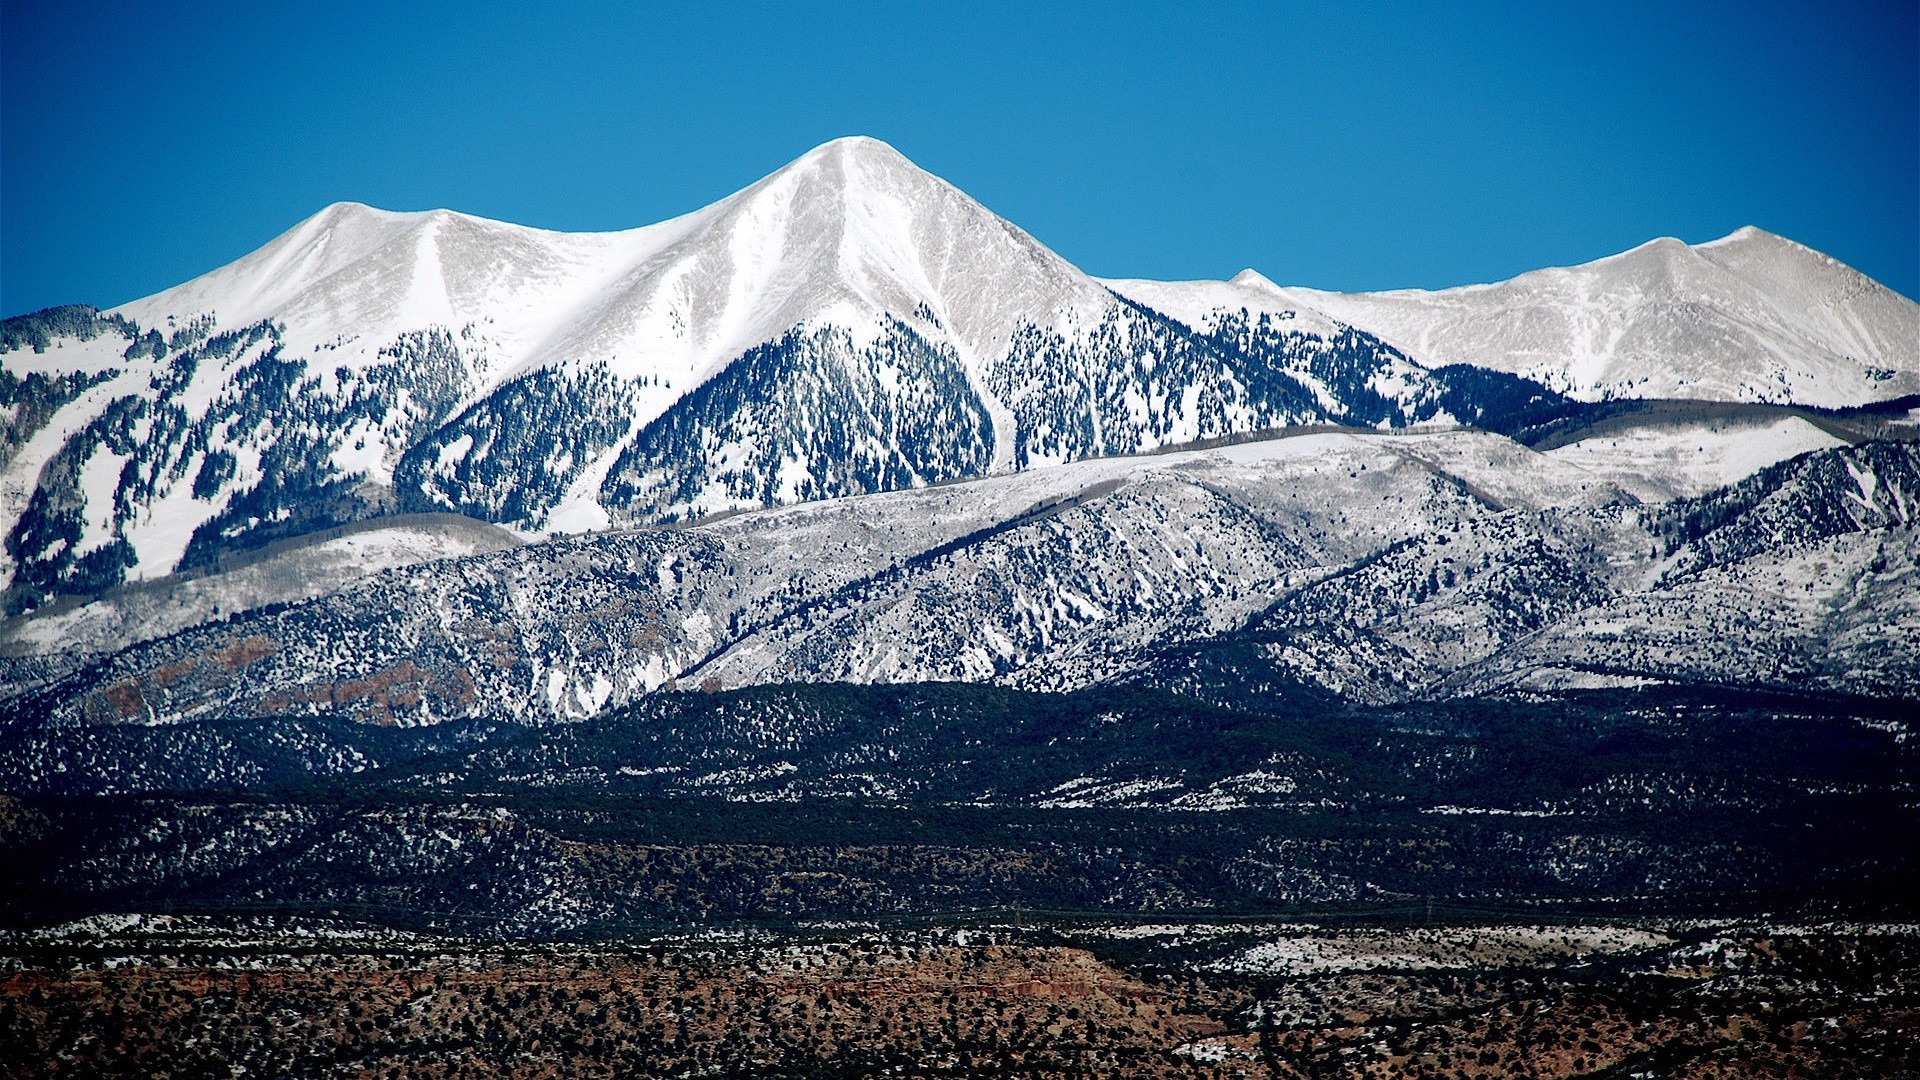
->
<box><xmin>7</xmin><ymin>431</ymin><xmax>1913</xmax><ymax>732</ymax></box>
<box><xmin>0</xmin><ymin>514</ymin><xmax>517</xmax><ymax>661</ymax></box>
<box><xmin>1188</xmin><ymin>228</ymin><xmax>1918</xmax><ymax>406</ymax></box>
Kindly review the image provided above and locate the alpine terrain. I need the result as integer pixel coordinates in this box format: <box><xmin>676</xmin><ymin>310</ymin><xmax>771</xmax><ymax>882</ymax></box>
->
<box><xmin>2</xmin><ymin>137</ymin><xmax>1918</xmax><ymax>1078</ymax></box>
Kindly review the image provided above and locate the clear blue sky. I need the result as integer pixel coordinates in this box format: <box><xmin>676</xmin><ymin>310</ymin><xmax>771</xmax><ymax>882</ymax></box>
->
<box><xmin>4</xmin><ymin>0</ymin><xmax>1915</xmax><ymax>317</ymax></box>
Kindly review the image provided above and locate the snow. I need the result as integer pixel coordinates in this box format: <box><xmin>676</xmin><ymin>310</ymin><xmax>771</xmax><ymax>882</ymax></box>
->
<box><xmin>1458</xmin><ymin>523</ymin><xmax>1920</xmax><ymax>701</ymax></box>
<box><xmin>0</xmin><ymin>329</ymin><xmax>130</xmax><ymax>378</ymax></box>
<box><xmin>1513</xmin><ymin>668</ymin><xmax>1664</xmax><ymax>692</ymax></box>
<box><xmin>123</xmin><ymin>467</ymin><xmax>219</xmax><ymax>581</ymax></box>
<box><xmin>1172</xmin><ymin>1039</ymin><xmax>1236</xmax><ymax>1064</ymax></box>
<box><xmin>1846</xmin><ymin>458</ymin><xmax>1881</xmax><ymax>511</ymax></box>
<box><xmin>13</xmin><ymin>412</ymin><xmax>1915</xmax><ymax>726</ymax></box>
<box><xmin>1422</xmin><ymin>805</ymin><xmax>1567</xmax><ymax>817</ymax></box>
<box><xmin>99</xmin><ymin>138</ymin><xmax>1128</xmax><ymax>517</ymax></box>
<box><xmin>0</xmin><ymin>368</ymin><xmax>146</xmax><ymax>584</ymax></box>
<box><xmin>258</xmin><ymin>142</ymin><xmax>1068</xmax><ymax>421</ymax></box>
<box><xmin>113</xmin><ymin>202</ymin><xmax>687</xmax><ymax>392</ymax></box>
<box><xmin>1036</xmin><ymin>776</ymin><xmax>1182</xmax><ymax>808</ymax></box>
<box><xmin>435</xmin><ymin>433</ymin><xmax>473</xmax><ymax>467</ymax></box>
<box><xmin>681</xmin><ymin>426</ymin><xmax>1630</xmax><ymax>695</ymax></box>
<box><xmin>72</xmin><ymin>445</ymin><xmax>129</xmax><ymax>557</ymax></box>
<box><xmin>1</xmin><ymin>518</ymin><xmax>518</xmax><ymax>658</ymax></box>
<box><xmin>12</xmin><ymin>137</ymin><xmax>1914</xmax><ymax>610</ymax></box>
<box><xmin>1101</xmin><ymin>271</ymin><xmax>1347</xmax><ymax>339</ymax></box>
<box><xmin>1212</xmin><ymin>925</ymin><xmax>1674</xmax><ymax>976</ymax></box>
<box><xmin>1258</xmin><ymin>228</ymin><xmax>1920</xmax><ymax>408</ymax></box>
<box><xmin>543</xmin><ymin>496</ymin><xmax>610</xmax><ymax>535</ymax></box>
<box><xmin>327</xmin><ymin>417</ymin><xmax>389</xmax><ymax>480</ymax></box>
<box><xmin>1546</xmin><ymin>416</ymin><xmax>1845</xmax><ymax>501</ymax></box>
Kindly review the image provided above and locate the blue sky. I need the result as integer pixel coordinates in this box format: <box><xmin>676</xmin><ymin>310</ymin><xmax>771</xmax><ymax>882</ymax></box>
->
<box><xmin>3</xmin><ymin>0</ymin><xmax>1914</xmax><ymax>316</ymax></box>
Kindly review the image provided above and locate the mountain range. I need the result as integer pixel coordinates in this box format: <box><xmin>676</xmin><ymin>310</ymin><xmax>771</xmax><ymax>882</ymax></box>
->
<box><xmin>1138</xmin><ymin>225</ymin><xmax>1917</xmax><ymax>407</ymax></box>
<box><xmin>0</xmin><ymin>137</ymin><xmax>1916</xmax><ymax>734</ymax></box>
<box><xmin>6</xmin><ymin>137</ymin><xmax>1912</xmax><ymax>616</ymax></box>
<box><xmin>3</xmin><ymin>137</ymin><xmax>1918</xmax><ymax>947</ymax></box>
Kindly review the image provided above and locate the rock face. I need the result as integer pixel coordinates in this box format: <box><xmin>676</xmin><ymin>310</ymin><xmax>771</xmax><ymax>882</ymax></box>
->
<box><xmin>10</xmin><ymin>139</ymin><xmax>1911</xmax><ymax>610</ymax></box>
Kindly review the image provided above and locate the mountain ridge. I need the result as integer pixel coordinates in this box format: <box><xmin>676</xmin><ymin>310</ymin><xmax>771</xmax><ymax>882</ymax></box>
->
<box><xmin>6</xmin><ymin>431</ymin><xmax>1912</xmax><ymax>734</ymax></box>
<box><xmin>1228</xmin><ymin>226</ymin><xmax>1919</xmax><ymax>407</ymax></box>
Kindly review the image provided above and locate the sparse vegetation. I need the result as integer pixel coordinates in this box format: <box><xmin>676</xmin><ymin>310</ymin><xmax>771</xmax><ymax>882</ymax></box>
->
<box><xmin>1</xmin><ymin>918</ymin><xmax>1912</xmax><ymax>1077</ymax></box>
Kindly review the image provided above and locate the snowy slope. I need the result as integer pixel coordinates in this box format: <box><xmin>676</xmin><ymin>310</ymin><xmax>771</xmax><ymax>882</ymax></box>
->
<box><xmin>1102</xmin><ymin>269</ymin><xmax>1347</xmax><ymax>339</ymax></box>
<box><xmin>0</xmin><ymin>140</ymin><xmax>1127</xmax><ymax>602</ymax></box>
<box><xmin>1544</xmin><ymin>416</ymin><xmax>1846</xmax><ymax>501</ymax></box>
<box><xmin>0</xmin><ymin>515</ymin><xmax>517</xmax><ymax>663</ymax></box>
<box><xmin>112</xmin><ymin>202</ymin><xmax>667</xmax><ymax>387</ymax></box>
<box><xmin>12</xmin><ymin>432</ymin><xmax>1915</xmax><ymax>731</ymax></box>
<box><xmin>1163</xmin><ymin>228</ymin><xmax>1919</xmax><ymax>407</ymax></box>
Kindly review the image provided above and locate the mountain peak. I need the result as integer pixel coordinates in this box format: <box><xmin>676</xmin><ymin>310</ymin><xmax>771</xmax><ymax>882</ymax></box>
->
<box><xmin>802</xmin><ymin>134</ymin><xmax>909</xmax><ymax>162</ymax></box>
<box><xmin>109</xmin><ymin>131</ymin><xmax>1108</xmax><ymax>408</ymax></box>
<box><xmin>1266</xmin><ymin>226</ymin><xmax>1918</xmax><ymax>407</ymax></box>
<box><xmin>613</xmin><ymin>132</ymin><xmax>1104</xmax><ymax>373</ymax></box>
<box><xmin>769</xmin><ymin>136</ymin><xmax>927</xmax><ymax>191</ymax></box>
<box><xmin>1228</xmin><ymin>268</ymin><xmax>1281</xmax><ymax>292</ymax></box>
<box><xmin>1700</xmin><ymin>224</ymin><xmax>1776</xmax><ymax>247</ymax></box>
<box><xmin>1692</xmin><ymin>224</ymin><xmax>1823</xmax><ymax>265</ymax></box>
<box><xmin>1606</xmin><ymin>235</ymin><xmax>1691</xmax><ymax>264</ymax></box>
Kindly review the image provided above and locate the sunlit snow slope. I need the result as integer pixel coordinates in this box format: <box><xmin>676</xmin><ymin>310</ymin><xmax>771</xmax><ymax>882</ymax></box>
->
<box><xmin>1216</xmin><ymin>228</ymin><xmax>1919</xmax><ymax>406</ymax></box>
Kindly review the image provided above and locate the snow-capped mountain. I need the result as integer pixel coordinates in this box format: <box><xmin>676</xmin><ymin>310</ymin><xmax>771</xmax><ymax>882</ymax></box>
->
<box><xmin>3</xmin><ymin>138</ymin><xmax>1913</xmax><ymax>617</ymax></box>
<box><xmin>7</xmin><ymin>136</ymin><xmax>1917</xmax><ymax>964</ymax></box>
<box><xmin>3</xmin><ymin>138</ymin><xmax>1522</xmax><ymax>609</ymax></box>
<box><xmin>1182</xmin><ymin>227</ymin><xmax>1918</xmax><ymax>406</ymax></box>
